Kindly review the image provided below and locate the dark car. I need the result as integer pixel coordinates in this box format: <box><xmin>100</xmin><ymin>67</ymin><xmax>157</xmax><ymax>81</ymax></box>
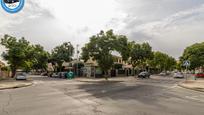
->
<box><xmin>4</xmin><ymin>0</ymin><xmax>19</xmax><ymax>4</ymax></box>
<box><xmin>138</xmin><ymin>71</ymin><xmax>150</xmax><ymax>78</ymax></box>
<box><xmin>58</xmin><ymin>72</ymin><xmax>67</xmax><ymax>79</ymax></box>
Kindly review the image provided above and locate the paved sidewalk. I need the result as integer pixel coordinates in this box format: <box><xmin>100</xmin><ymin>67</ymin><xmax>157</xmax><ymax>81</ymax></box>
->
<box><xmin>179</xmin><ymin>79</ymin><xmax>204</xmax><ymax>92</ymax></box>
<box><xmin>0</xmin><ymin>79</ymin><xmax>33</xmax><ymax>90</ymax></box>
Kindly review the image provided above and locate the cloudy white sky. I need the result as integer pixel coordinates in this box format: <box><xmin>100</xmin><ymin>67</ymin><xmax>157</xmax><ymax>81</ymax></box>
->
<box><xmin>0</xmin><ymin>0</ymin><xmax>204</xmax><ymax>60</ymax></box>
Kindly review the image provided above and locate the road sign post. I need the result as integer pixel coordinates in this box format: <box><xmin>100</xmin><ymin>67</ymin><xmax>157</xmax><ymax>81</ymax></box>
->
<box><xmin>183</xmin><ymin>60</ymin><xmax>190</xmax><ymax>81</ymax></box>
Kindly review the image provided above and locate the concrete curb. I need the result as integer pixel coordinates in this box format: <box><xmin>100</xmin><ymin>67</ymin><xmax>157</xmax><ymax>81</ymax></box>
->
<box><xmin>0</xmin><ymin>82</ymin><xmax>33</xmax><ymax>90</ymax></box>
<box><xmin>178</xmin><ymin>83</ymin><xmax>204</xmax><ymax>93</ymax></box>
<box><xmin>75</xmin><ymin>79</ymin><xmax>125</xmax><ymax>83</ymax></box>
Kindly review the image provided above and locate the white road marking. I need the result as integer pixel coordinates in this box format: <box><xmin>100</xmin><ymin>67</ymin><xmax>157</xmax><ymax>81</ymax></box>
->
<box><xmin>185</xmin><ymin>95</ymin><xmax>204</xmax><ymax>103</ymax></box>
<box><xmin>33</xmin><ymin>81</ymin><xmax>44</xmax><ymax>84</ymax></box>
<box><xmin>171</xmin><ymin>84</ymin><xmax>178</xmax><ymax>88</ymax></box>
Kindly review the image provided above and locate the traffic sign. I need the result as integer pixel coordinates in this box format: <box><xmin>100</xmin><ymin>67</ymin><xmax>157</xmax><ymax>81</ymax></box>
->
<box><xmin>183</xmin><ymin>60</ymin><xmax>190</xmax><ymax>67</ymax></box>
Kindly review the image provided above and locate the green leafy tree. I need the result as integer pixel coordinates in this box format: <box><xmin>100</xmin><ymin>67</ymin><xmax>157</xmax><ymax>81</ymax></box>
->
<box><xmin>180</xmin><ymin>42</ymin><xmax>204</xmax><ymax>69</ymax></box>
<box><xmin>1</xmin><ymin>35</ymin><xmax>32</xmax><ymax>77</ymax></box>
<box><xmin>129</xmin><ymin>42</ymin><xmax>153</xmax><ymax>73</ymax></box>
<box><xmin>31</xmin><ymin>45</ymin><xmax>50</xmax><ymax>72</ymax></box>
<box><xmin>81</xmin><ymin>46</ymin><xmax>90</xmax><ymax>62</ymax></box>
<box><xmin>176</xmin><ymin>61</ymin><xmax>182</xmax><ymax>71</ymax></box>
<box><xmin>81</xmin><ymin>30</ymin><xmax>130</xmax><ymax>79</ymax></box>
<box><xmin>82</xmin><ymin>30</ymin><xmax>114</xmax><ymax>80</ymax></box>
<box><xmin>150</xmin><ymin>51</ymin><xmax>176</xmax><ymax>72</ymax></box>
<box><xmin>51</xmin><ymin>42</ymin><xmax>74</xmax><ymax>72</ymax></box>
<box><xmin>165</xmin><ymin>56</ymin><xmax>177</xmax><ymax>71</ymax></box>
<box><xmin>114</xmin><ymin>35</ymin><xmax>130</xmax><ymax>61</ymax></box>
<box><xmin>1</xmin><ymin>35</ymin><xmax>50</xmax><ymax>76</ymax></box>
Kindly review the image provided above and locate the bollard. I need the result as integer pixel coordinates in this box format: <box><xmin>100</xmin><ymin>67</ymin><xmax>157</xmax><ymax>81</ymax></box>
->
<box><xmin>194</xmin><ymin>76</ymin><xmax>197</xmax><ymax>80</ymax></box>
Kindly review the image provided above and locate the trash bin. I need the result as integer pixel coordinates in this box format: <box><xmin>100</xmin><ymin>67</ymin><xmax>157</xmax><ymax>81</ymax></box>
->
<box><xmin>67</xmin><ymin>71</ymin><xmax>74</xmax><ymax>79</ymax></box>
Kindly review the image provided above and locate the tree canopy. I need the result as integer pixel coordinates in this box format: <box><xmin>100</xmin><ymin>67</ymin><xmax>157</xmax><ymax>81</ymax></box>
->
<box><xmin>180</xmin><ymin>42</ymin><xmax>204</xmax><ymax>69</ymax></box>
<box><xmin>81</xmin><ymin>30</ymin><xmax>130</xmax><ymax>78</ymax></box>
<box><xmin>1</xmin><ymin>35</ymin><xmax>49</xmax><ymax>77</ymax></box>
<box><xmin>129</xmin><ymin>42</ymin><xmax>153</xmax><ymax>68</ymax></box>
<box><xmin>149</xmin><ymin>51</ymin><xmax>176</xmax><ymax>71</ymax></box>
<box><xmin>51</xmin><ymin>42</ymin><xmax>74</xmax><ymax>71</ymax></box>
<box><xmin>31</xmin><ymin>45</ymin><xmax>50</xmax><ymax>71</ymax></box>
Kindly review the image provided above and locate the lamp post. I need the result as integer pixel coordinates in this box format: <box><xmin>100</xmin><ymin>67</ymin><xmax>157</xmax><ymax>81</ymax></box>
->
<box><xmin>76</xmin><ymin>44</ymin><xmax>79</xmax><ymax>77</ymax></box>
<box><xmin>67</xmin><ymin>42</ymin><xmax>72</xmax><ymax>62</ymax></box>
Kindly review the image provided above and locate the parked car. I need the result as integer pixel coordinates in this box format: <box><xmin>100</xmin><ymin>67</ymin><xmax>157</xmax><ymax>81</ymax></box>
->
<box><xmin>4</xmin><ymin>0</ymin><xmax>19</xmax><ymax>4</ymax></box>
<box><xmin>15</xmin><ymin>72</ymin><xmax>27</xmax><ymax>80</ymax></box>
<box><xmin>51</xmin><ymin>73</ymin><xmax>59</xmax><ymax>78</ymax></box>
<box><xmin>194</xmin><ymin>73</ymin><xmax>204</xmax><ymax>78</ymax></box>
<box><xmin>58</xmin><ymin>72</ymin><xmax>67</xmax><ymax>79</ymax></box>
<box><xmin>173</xmin><ymin>72</ymin><xmax>184</xmax><ymax>79</ymax></box>
<box><xmin>40</xmin><ymin>72</ymin><xmax>48</xmax><ymax>76</ymax></box>
<box><xmin>138</xmin><ymin>71</ymin><xmax>150</xmax><ymax>78</ymax></box>
<box><xmin>159</xmin><ymin>72</ymin><xmax>167</xmax><ymax>76</ymax></box>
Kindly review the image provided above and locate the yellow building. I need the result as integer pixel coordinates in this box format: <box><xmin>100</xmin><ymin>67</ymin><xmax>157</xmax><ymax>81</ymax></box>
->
<box><xmin>0</xmin><ymin>60</ymin><xmax>6</xmax><ymax>77</ymax></box>
<box><xmin>112</xmin><ymin>55</ymin><xmax>133</xmax><ymax>76</ymax></box>
<box><xmin>112</xmin><ymin>55</ymin><xmax>132</xmax><ymax>69</ymax></box>
<box><xmin>0</xmin><ymin>60</ymin><xmax>5</xmax><ymax>69</ymax></box>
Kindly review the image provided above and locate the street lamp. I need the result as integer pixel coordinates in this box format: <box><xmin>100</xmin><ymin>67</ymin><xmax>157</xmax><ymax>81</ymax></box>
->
<box><xmin>76</xmin><ymin>44</ymin><xmax>79</xmax><ymax>77</ymax></box>
<box><xmin>67</xmin><ymin>42</ymin><xmax>72</xmax><ymax>62</ymax></box>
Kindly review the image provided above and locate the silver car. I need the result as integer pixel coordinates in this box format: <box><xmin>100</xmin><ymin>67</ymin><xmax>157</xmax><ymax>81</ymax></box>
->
<box><xmin>15</xmin><ymin>72</ymin><xmax>27</xmax><ymax>80</ymax></box>
<box><xmin>173</xmin><ymin>72</ymin><xmax>184</xmax><ymax>79</ymax></box>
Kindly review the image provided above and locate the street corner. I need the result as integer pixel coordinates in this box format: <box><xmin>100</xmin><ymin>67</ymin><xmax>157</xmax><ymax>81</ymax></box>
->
<box><xmin>178</xmin><ymin>80</ymin><xmax>204</xmax><ymax>92</ymax></box>
<box><xmin>0</xmin><ymin>80</ymin><xmax>33</xmax><ymax>90</ymax></box>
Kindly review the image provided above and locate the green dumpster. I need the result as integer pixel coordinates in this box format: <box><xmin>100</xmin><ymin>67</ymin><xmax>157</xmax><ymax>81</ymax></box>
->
<box><xmin>67</xmin><ymin>71</ymin><xmax>74</xmax><ymax>79</ymax></box>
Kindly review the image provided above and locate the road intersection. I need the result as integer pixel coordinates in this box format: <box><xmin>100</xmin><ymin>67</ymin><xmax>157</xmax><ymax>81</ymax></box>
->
<box><xmin>0</xmin><ymin>75</ymin><xmax>204</xmax><ymax>115</ymax></box>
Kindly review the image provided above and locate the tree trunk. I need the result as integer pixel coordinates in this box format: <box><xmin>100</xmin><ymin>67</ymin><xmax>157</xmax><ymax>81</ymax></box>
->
<box><xmin>105</xmin><ymin>71</ymin><xmax>109</xmax><ymax>81</ymax></box>
<box><xmin>132</xmin><ymin>68</ymin><xmax>135</xmax><ymax>76</ymax></box>
<box><xmin>132</xmin><ymin>66</ymin><xmax>136</xmax><ymax>76</ymax></box>
<box><xmin>11</xmin><ymin>69</ymin><xmax>16</xmax><ymax>78</ymax></box>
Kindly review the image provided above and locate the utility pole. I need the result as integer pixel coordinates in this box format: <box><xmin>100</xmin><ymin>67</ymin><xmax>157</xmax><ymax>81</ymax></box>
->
<box><xmin>76</xmin><ymin>44</ymin><xmax>79</xmax><ymax>77</ymax></box>
<box><xmin>68</xmin><ymin>42</ymin><xmax>71</xmax><ymax>62</ymax></box>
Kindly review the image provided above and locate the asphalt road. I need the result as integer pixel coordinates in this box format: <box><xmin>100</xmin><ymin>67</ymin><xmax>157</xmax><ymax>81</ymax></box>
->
<box><xmin>0</xmin><ymin>75</ymin><xmax>204</xmax><ymax>115</ymax></box>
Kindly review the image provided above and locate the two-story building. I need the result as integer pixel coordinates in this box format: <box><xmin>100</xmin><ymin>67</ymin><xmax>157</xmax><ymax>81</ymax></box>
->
<box><xmin>83</xmin><ymin>55</ymin><xmax>133</xmax><ymax>78</ymax></box>
<box><xmin>112</xmin><ymin>55</ymin><xmax>133</xmax><ymax>76</ymax></box>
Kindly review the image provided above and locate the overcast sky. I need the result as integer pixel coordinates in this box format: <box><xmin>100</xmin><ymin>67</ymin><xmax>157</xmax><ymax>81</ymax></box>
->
<box><xmin>0</xmin><ymin>0</ymin><xmax>204</xmax><ymax>60</ymax></box>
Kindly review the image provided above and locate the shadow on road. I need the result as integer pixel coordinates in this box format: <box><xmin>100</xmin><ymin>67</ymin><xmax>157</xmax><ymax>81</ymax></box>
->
<box><xmin>69</xmin><ymin>81</ymin><xmax>176</xmax><ymax>107</ymax></box>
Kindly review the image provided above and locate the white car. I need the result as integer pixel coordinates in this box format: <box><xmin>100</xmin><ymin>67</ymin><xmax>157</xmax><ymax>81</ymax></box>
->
<box><xmin>173</xmin><ymin>72</ymin><xmax>184</xmax><ymax>79</ymax></box>
<box><xmin>159</xmin><ymin>72</ymin><xmax>167</xmax><ymax>76</ymax></box>
<box><xmin>15</xmin><ymin>73</ymin><xmax>27</xmax><ymax>80</ymax></box>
